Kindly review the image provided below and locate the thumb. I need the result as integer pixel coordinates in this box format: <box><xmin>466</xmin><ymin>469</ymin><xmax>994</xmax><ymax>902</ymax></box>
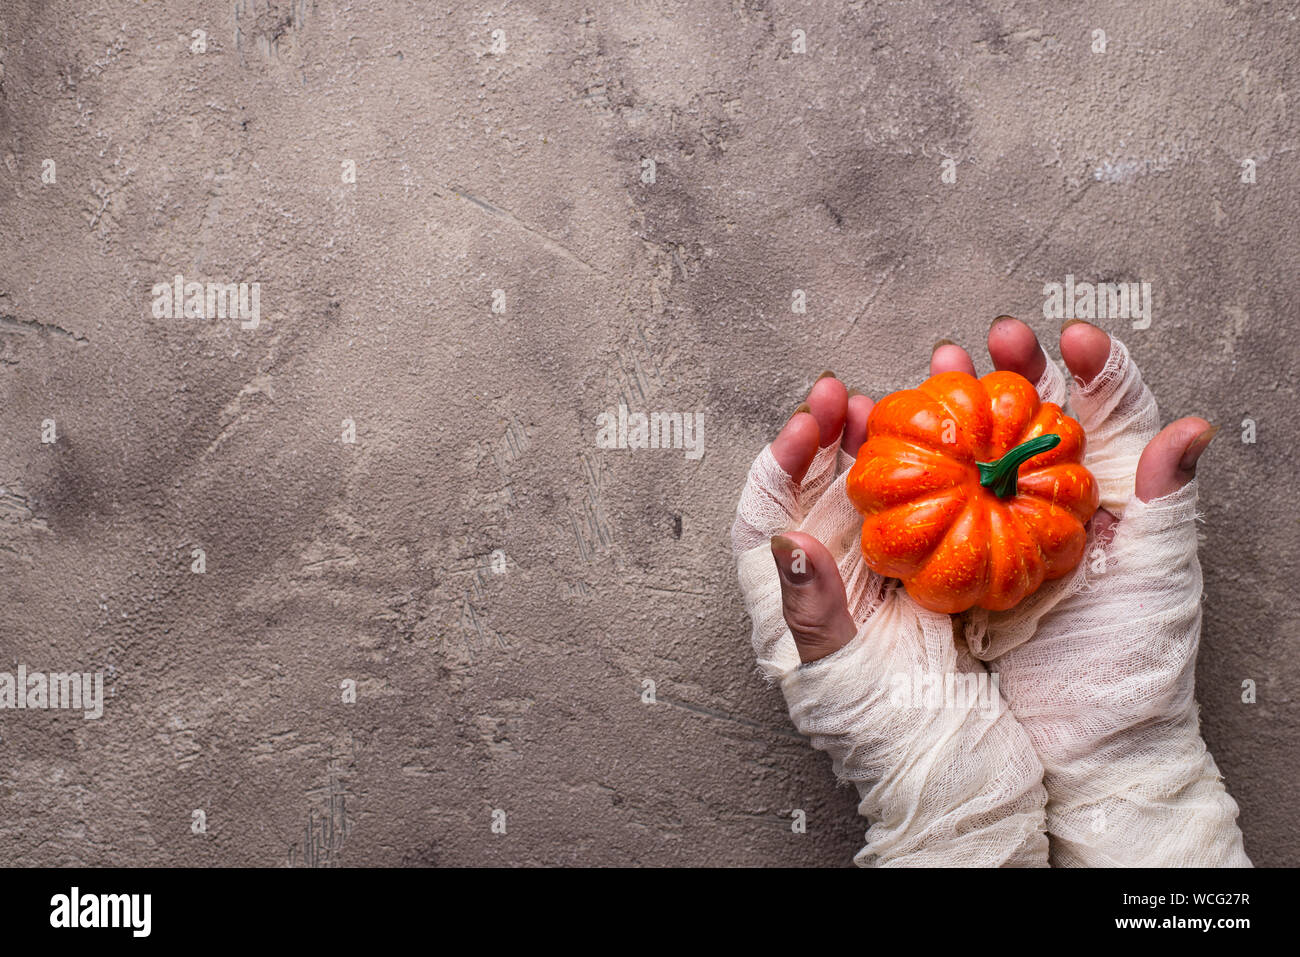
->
<box><xmin>1135</xmin><ymin>416</ymin><xmax>1217</xmax><ymax>502</ymax></box>
<box><xmin>770</xmin><ymin>533</ymin><xmax>858</xmax><ymax>663</ymax></box>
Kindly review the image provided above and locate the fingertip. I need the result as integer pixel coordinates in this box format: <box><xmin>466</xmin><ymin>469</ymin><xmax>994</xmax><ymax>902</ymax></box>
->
<box><xmin>770</xmin><ymin>531</ymin><xmax>858</xmax><ymax>663</ymax></box>
<box><xmin>843</xmin><ymin>391</ymin><xmax>875</xmax><ymax>458</ymax></box>
<box><xmin>1135</xmin><ymin>416</ymin><xmax>1214</xmax><ymax>502</ymax></box>
<box><xmin>1090</xmin><ymin>507</ymin><xmax>1119</xmax><ymax>547</ymax></box>
<box><xmin>807</xmin><ymin>374</ymin><xmax>848</xmax><ymax>447</ymax></box>
<box><xmin>988</xmin><ymin>315</ymin><xmax>1047</xmax><ymax>382</ymax></box>
<box><xmin>770</xmin><ymin>532</ymin><xmax>813</xmax><ymax>584</ymax></box>
<box><xmin>771</xmin><ymin>410</ymin><xmax>820</xmax><ymax>483</ymax></box>
<box><xmin>1178</xmin><ymin>423</ymin><xmax>1219</xmax><ymax>473</ymax></box>
<box><xmin>1060</xmin><ymin>319</ymin><xmax>1112</xmax><ymax>387</ymax></box>
<box><xmin>931</xmin><ymin>340</ymin><xmax>977</xmax><ymax>376</ymax></box>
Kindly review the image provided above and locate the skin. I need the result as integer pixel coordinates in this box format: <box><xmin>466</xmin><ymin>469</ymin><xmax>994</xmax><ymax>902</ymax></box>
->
<box><xmin>769</xmin><ymin>318</ymin><xmax>1217</xmax><ymax>663</ymax></box>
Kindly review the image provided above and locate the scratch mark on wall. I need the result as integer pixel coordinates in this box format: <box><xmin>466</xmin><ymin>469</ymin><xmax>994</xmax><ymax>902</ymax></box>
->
<box><xmin>288</xmin><ymin>762</ymin><xmax>350</xmax><ymax>867</ymax></box>
<box><xmin>0</xmin><ymin>313</ymin><xmax>88</xmax><ymax>345</ymax></box>
<box><xmin>447</xmin><ymin>185</ymin><xmax>609</xmax><ymax>276</ymax></box>
<box><xmin>1004</xmin><ymin>180</ymin><xmax>1095</xmax><ymax>277</ymax></box>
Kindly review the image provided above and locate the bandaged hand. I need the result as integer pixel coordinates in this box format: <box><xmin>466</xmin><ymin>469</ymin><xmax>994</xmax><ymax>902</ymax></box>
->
<box><xmin>954</xmin><ymin>318</ymin><xmax>1251</xmax><ymax>867</ymax></box>
<box><xmin>731</xmin><ymin>373</ymin><xmax>1049</xmax><ymax>867</ymax></box>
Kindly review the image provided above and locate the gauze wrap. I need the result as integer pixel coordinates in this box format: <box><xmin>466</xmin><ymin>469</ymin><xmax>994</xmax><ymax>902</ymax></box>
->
<box><xmin>733</xmin><ymin>438</ymin><xmax>1049</xmax><ymax>867</ymax></box>
<box><xmin>965</xmin><ymin>337</ymin><xmax>1251</xmax><ymax>867</ymax></box>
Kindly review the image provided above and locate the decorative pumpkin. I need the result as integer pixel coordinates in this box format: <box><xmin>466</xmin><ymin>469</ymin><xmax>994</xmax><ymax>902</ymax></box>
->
<box><xmin>846</xmin><ymin>370</ymin><xmax>1099</xmax><ymax>614</ymax></box>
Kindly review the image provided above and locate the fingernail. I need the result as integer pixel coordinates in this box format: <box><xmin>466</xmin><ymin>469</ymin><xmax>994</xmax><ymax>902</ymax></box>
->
<box><xmin>989</xmin><ymin>315</ymin><xmax>1016</xmax><ymax>334</ymax></box>
<box><xmin>793</xmin><ymin>401</ymin><xmax>811</xmax><ymax>416</ymax></box>
<box><xmin>815</xmin><ymin>369</ymin><xmax>835</xmax><ymax>382</ymax></box>
<box><xmin>932</xmin><ymin>338</ymin><xmax>956</xmax><ymax>355</ymax></box>
<box><xmin>847</xmin><ymin>387</ymin><xmax>864</xmax><ymax>398</ymax></box>
<box><xmin>1061</xmin><ymin>318</ymin><xmax>1095</xmax><ymax>333</ymax></box>
<box><xmin>770</xmin><ymin>535</ymin><xmax>813</xmax><ymax>584</ymax></box>
<box><xmin>1179</xmin><ymin>425</ymin><xmax>1219</xmax><ymax>473</ymax></box>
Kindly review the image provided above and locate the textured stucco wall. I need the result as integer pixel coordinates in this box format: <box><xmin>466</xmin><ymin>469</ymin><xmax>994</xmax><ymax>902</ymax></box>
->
<box><xmin>0</xmin><ymin>0</ymin><xmax>1295</xmax><ymax>866</ymax></box>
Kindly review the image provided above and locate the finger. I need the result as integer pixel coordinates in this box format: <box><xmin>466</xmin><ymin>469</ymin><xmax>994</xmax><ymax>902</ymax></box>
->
<box><xmin>931</xmin><ymin>339</ymin><xmax>977</xmax><ymax>376</ymax></box>
<box><xmin>1090</xmin><ymin>508</ymin><xmax>1118</xmax><ymax>547</ymax></box>
<box><xmin>1057</xmin><ymin>321</ymin><xmax>1161</xmax><ymax>518</ymax></box>
<box><xmin>1135</xmin><ymin>417</ymin><xmax>1216</xmax><ymax>503</ymax></box>
<box><xmin>787</xmin><ymin>372</ymin><xmax>848</xmax><ymax>507</ymax></box>
<box><xmin>773</xmin><ymin>372</ymin><xmax>848</xmax><ymax>481</ymax></box>
<box><xmin>842</xmin><ymin>390</ymin><xmax>875</xmax><ymax>459</ymax></box>
<box><xmin>771</xmin><ymin>532</ymin><xmax>858</xmax><ymax>663</ymax></box>
<box><xmin>733</xmin><ymin>375</ymin><xmax>847</xmax><ymax>553</ymax></box>
<box><xmin>1093</xmin><ymin>418</ymin><xmax>1207</xmax><ymax>597</ymax></box>
<box><xmin>807</xmin><ymin>371</ymin><xmax>848</xmax><ymax>447</ymax></box>
<box><xmin>987</xmin><ymin>315</ymin><xmax>1069</xmax><ymax>406</ymax></box>
<box><xmin>988</xmin><ymin>315</ymin><xmax>1047</xmax><ymax>382</ymax></box>
<box><xmin>1059</xmin><ymin>319</ymin><xmax>1112</xmax><ymax>387</ymax></box>
<box><xmin>771</xmin><ymin>408</ymin><xmax>820</xmax><ymax>483</ymax></box>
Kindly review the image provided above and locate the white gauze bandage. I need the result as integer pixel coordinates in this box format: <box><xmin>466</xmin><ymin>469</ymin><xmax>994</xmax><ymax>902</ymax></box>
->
<box><xmin>733</xmin><ymin>436</ymin><xmax>1049</xmax><ymax>867</ymax></box>
<box><xmin>967</xmin><ymin>338</ymin><xmax>1251</xmax><ymax>867</ymax></box>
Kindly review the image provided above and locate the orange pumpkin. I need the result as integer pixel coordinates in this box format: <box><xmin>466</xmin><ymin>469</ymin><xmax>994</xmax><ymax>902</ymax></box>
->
<box><xmin>846</xmin><ymin>370</ymin><xmax>1099</xmax><ymax>614</ymax></box>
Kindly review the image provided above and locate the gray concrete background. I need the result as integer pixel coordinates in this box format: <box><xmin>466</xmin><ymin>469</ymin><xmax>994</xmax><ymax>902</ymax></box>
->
<box><xmin>0</xmin><ymin>0</ymin><xmax>1296</xmax><ymax>866</ymax></box>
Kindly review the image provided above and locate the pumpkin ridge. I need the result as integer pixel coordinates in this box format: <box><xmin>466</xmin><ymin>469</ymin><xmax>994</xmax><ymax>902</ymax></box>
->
<box><xmin>872</xmin><ymin>394</ymin><xmax>976</xmax><ymax>458</ymax></box>
<box><xmin>1013</xmin><ymin>444</ymin><xmax>1074</xmax><ymax>477</ymax></box>
<box><xmin>1008</xmin><ymin>495</ymin><xmax>1087</xmax><ymax>580</ymax></box>
<box><xmin>870</xmin><ymin>433</ymin><xmax>974</xmax><ymax>466</ymax></box>
<box><xmin>918</xmin><ymin>374</ymin><xmax>991</xmax><ymax>457</ymax></box>
<box><xmin>981</xmin><ymin>371</ymin><xmax>1042</xmax><ymax>459</ymax></box>
<box><xmin>863</xmin><ymin>488</ymin><xmax>970</xmax><ymax>573</ymax></box>
<box><xmin>980</xmin><ymin>500</ymin><xmax>1017</xmax><ymax>607</ymax></box>
<box><xmin>865</xmin><ymin>436</ymin><xmax>978</xmax><ymax>497</ymax></box>
<box><xmin>1015</xmin><ymin>462</ymin><xmax>1099</xmax><ymax>523</ymax></box>
<box><xmin>864</xmin><ymin>486</ymin><xmax>970</xmax><ymax>524</ymax></box>
<box><xmin>1003</xmin><ymin>495</ymin><xmax>1049</xmax><ymax>574</ymax></box>
<box><xmin>913</xmin><ymin>495</ymin><xmax>989</xmax><ymax>602</ymax></box>
<box><xmin>1015</xmin><ymin>404</ymin><xmax>1067</xmax><ymax>450</ymax></box>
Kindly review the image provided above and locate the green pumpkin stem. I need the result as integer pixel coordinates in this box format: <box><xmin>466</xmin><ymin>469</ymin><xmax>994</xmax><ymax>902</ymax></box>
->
<box><xmin>977</xmin><ymin>433</ymin><xmax>1061</xmax><ymax>499</ymax></box>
